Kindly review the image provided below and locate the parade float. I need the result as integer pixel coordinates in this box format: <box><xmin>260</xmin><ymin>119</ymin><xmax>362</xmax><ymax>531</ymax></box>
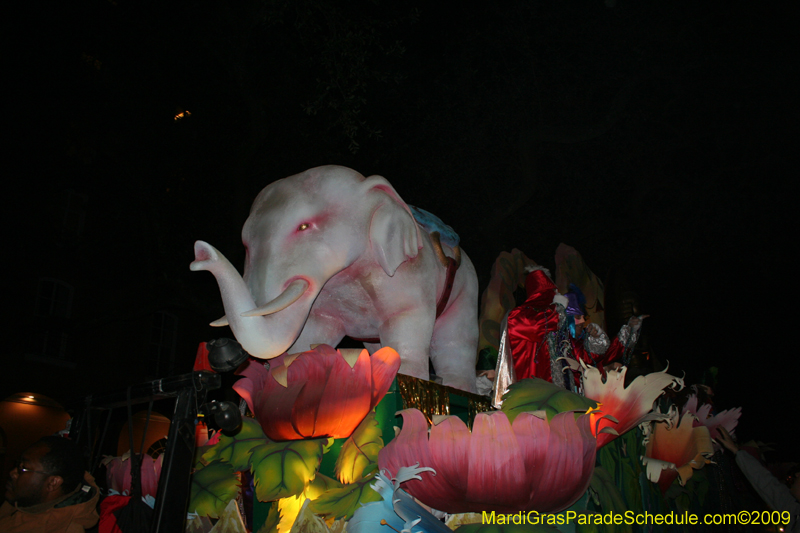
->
<box><xmin>165</xmin><ymin>166</ymin><xmax>743</xmax><ymax>532</ymax></box>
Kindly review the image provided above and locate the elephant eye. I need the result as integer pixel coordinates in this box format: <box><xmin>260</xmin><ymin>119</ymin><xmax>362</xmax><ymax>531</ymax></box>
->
<box><xmin>298</xmin><ymin>223</ymin><xmax>309</xmax><ymax>231</ymax></box>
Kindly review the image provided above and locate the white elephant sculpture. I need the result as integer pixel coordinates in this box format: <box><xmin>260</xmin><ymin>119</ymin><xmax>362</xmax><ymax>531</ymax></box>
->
<box><xmin>191</xmin><ymin>165</ymin><xmax>480</xmax><ymax>393</ymax></box>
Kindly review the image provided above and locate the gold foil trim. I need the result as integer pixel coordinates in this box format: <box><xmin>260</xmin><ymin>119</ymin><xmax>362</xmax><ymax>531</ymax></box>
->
<box><xmin>396</xmin><ymin>374</ymin><xmax>494</xmax><ymax>428</ymax></box>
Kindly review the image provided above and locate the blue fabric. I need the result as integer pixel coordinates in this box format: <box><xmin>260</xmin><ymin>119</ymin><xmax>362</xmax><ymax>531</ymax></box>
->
<box><xmin>409</xmin><ymin>206</ymin><xmax>460</xmax><ymax>248</ymax></box>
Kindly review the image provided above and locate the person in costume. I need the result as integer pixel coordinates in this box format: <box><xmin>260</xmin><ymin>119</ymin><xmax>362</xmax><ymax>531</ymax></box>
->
<box><xmin>561</xmin><ymin>285</ymin><xmax>646</xmax><ymax>380</ymax></box>
<box><xmin>506</xmin><ymin>266</ymin><xmax>570</xmax><ymax>387</ymax></box>
<box><xmin>506</xmin><ymin>267</ymin><xmax>645</xmax><ymax>390</ymax></box>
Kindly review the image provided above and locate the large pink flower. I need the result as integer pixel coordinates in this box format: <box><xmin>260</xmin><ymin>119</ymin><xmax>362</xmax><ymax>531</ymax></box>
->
<box><xmin>378</xmin><ymin>408</ymin><xmax>596</xmax><ymax>514</ymax></box>
<box><xmin>102</xmin><ymin>452</ymin><xmax>164</xmax><ymax>498</ymax></box>
<box><xmin>233</xmin><ymin>344</ymin><xmax>400</xmax><ymax>441</ymax></box>
<box><xmin>581</xmin><ymin>362</ymin><xmax>683</xmax><ymax>449</ymax></box>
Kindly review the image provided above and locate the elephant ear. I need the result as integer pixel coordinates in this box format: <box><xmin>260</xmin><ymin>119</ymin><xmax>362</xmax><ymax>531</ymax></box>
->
<box><xmin>362</xmin><ymin>176</ymin><xmax>421</xmax><ymax>276</ymax></box>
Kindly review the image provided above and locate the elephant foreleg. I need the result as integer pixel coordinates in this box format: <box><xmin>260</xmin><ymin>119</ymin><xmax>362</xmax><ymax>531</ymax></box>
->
<box><xmin>430</xmin><ymin>286</ymin><xmax>480</xmax><ymax>394</ymax></box>
<box><xmin>377</xmin><ymin>311</ymin><xmax>435</xmax><ymax>383</ymax></box>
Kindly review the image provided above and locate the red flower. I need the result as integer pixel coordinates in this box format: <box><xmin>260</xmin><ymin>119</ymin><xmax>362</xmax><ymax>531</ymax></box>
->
<box><xmin>378</xmin><ymin>409</ymin><xmax>596</xmax><ymax>514</ymax></box>
<box><xmin>581</xmin><ymin>363</ymin><xmax>683</xmax><ymax>449</ymax></box>
<box><xmin>233</xmin><ymin>345</ymin><xmax>400</xmax><ymax>440</ymax></box>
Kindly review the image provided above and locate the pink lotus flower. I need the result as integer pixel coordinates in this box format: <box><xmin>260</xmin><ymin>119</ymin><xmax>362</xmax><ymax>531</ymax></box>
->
<box><xmin>641</xmin><ymin>408</ymin><xmax>714</xmax><ymax>493</ymax></box>
<box><xmin>102</xmin><ymin>452</ymin><xmax>164</xmax><ymax>498</ymax></box>
<box><xmin>233</xmin><ymin>345</ymin><xmax>400</xmax><ymax>441</ymax></box>
<box><xmin>378</xmin><ymin>408</ymin><xmax>596</xmax><ymax>514</ymax></box>
<box><xmin>682</xmin><ymin>394</ymin><xmax>741</xmax><ymax>451</ymax></box>
<box><xmin>580</xmin><ymin>361</ymin><xmax>683</xmax><ymax>449</ymax></box>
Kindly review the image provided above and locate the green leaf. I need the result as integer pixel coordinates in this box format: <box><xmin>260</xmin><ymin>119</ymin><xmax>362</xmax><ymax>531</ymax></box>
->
<box><xmin>598</xmin><ymin>434</ymin><xmax>644</xmax><ymax>524</ymax></box>
<box><xmin>307</xmin><ymin>471</ymin><xmax>382</xmax><ymax>520</ymax></box>
<box><xmin>501</xmin><ymin>378</ymin><xmax>597</xmax><ymax>423</ymax></box>
<box><xmin>201</xmin><ymin>417</ymin><xmax>269</xmax><ymax>471</ymax></box>
<box><xmin>195</xmin><ymin>444</ymin><xmax>215</xmax><ymax>468</ymax></box>
<box><xmin>683</xmin><ymin>468</ymin><xmax>709</xmax><ymax>508</ymax></box>
<box><xmin>322</xmin><ymin>437</ymin><xmax>335</xmax><ymax>454</ymax></box>
<box><xmin>597</xmin><ymin>440</ymin><xmax>618</xmax><ymax>481</ymax></box>
<box><xmin>255</xmin><ymin>501</ymin><xmax>280</xmax><ymax>533</ymax></box>
<box><xmin>249</xmin><ymin>438</ymin><xmax>324</xmax><ymax>502</ymax></box>
<box><xmin>305</xmin><ymin>472</ymin><xmax>343</xmax><ymax>499</ymax></box>
<box><xmin>188</xmin><ymin>461</ymin><xmax>240</xmax><ymax>518</ymax></box>
<box><xmin>335</xmin><ymin>410</ymin><xmax>383</xmax><ymax>484</ymax></box>
<box><xmin>588</xmin><ymin>466</ymin><xmax>632</xmax><ymax>533</ymax></box>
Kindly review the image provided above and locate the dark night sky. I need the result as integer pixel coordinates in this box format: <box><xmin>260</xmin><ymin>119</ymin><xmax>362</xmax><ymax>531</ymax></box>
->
<box><xmin>7</xmin><ymin>1</ymin><xmax>798</xmax><ymax>458</ymax></box>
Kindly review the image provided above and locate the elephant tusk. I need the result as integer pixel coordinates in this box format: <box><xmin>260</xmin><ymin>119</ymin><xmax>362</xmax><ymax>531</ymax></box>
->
<box><xmin>210</xmin><ymin>316</ymin><xmax>229</xmax><ymax>327</ymax></box>
<box><xmin>241</xmin><ymin>278</ymin><xmax>309</xmax><ymax>317</ymax></box>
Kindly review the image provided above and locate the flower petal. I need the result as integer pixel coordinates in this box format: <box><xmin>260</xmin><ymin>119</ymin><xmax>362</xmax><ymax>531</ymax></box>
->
<box><xmin>141</xmin><ymin>454</ymin><xmax>163</xmax><ymax>498</ymax></box>
<box><xmin>465</xmin><ymin>412</ymin><xmax>527</xmax><ymax>510</ymax></box>
<box><xmin>369</xmin><ymin>347</ymin><xmax>402</xmax><ymax>409</ymax></box>
<box><xmin>286</xmin><ymin>347</ymin><xmax>336</xmax><ymax>437</ymax></box>
<box><xmin>313</xmin><ymin>348</ymin><xmax>373</xmax><ymax>438</ymax></box>
<box><xmin>529</xmin><ymin>412</ymin><xmax>595</xmax><ymax>512</ymax></box>
<box><xmin>232</xmin><ymin>358</ymin><xmax>271</xmax><ymax>413</ymax></box>
<box><xmin>682</xmin><ymin>394</ymin><xmax>742</xmax><ymax>445</ymax></box>
<box><xmin>378</xmin><ymin>410</ymin><xmax>460</xmax><ymax>508</ymax></box>
<box><xmin>254</xmin><ymin>381</ymin><xmax>305</xmax><ymax>440</ymax></box>
<box><xmin>428</xmin><ymin>416</ymin><xmax>470</xmax><ymax>500</ymax></box>
<box><xmin>512</xmin><ymin>412</ymin><xmax>550</xmax><ymax>491</ymax></box>
<box><xmin>582</xmin><ymin>364</ymin><xmax>682</xmax><ymax>448</ymax></box>
<box><xmin>644</xmin><ymin>411</ymin><xmax>714</xmax><ymax>493</ymax></box>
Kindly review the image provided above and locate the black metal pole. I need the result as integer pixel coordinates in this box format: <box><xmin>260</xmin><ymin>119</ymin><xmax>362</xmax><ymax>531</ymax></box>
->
<box><xmin>150</xmin><ymin>384</ymin><xmax>197</xmax><ymax>532</ymax></box>
<box><xmin>69</xmin><ymin>371</ymin><xmax>221</xmax><ymax>533</ymax></box>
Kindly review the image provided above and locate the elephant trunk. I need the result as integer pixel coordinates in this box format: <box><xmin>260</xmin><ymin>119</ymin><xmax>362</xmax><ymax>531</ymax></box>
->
<box><xmin>190</xmin><ymin>240</ymin><xmax>311</xmax><ymax>359</ymax></box>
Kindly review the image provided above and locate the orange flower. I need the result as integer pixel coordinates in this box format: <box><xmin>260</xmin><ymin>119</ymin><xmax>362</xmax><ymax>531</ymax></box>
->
<box><xmin>233</xmin><ymin>345</ymin><xmax>399</xmax><ymax>440</ymax></box>
<box><xmin>641</xmin><ymin>407</ymin><xmax>714</xmax><ymax>493</ymax></box>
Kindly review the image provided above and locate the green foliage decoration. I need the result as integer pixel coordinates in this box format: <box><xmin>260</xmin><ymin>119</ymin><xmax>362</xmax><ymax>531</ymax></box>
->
<box><xmin>255</xmin><ymin>501</ymin><xmax>280</xmax><ymax>533</ymax></box>
<box><xmin>322</xmin><ymin>437</ymin><xmax>335</xmax><ymax>455</ymax></box>
<box><xmin>586</xmin><ymin>466</ymin><xmax>632</xmax><ymax>533</ymax></box>
<box><xmin>306</xmin><ymin>472</ymin><xmax>343</xmax><ymax>497</ymax></box>
<box><xmin>249</xmin><ymin>438</ymin><xmax>325</xmax><ymax>502</ymax></box>
<box><xmin>188</xmin><ymin>460</ymin><xmax>240</xmax><ymax>519</ymax></box>
<box><xmin>201</xmin><ymin>417</ymin><xmax>270</xmax><ymax>471</ymax></box>
<box><xmin>501</xmin><ymin>378</ymin><xmax>598</xmax><ymax>423</ymax></box>
<box><xmin>307</xmin><ymin>470</ymin><xmax>383</xmax><ymax>520</ymax></box>
<box><xmin>596</xmin><ymin>429</ymin><xmax>643</xmax><ymax>514</ymax></box>
<box><xmin>334</xmin><ymin>410</ymin><xmax>383</xmax><ymax>484</ymax></box>
<box><xmin>676</xmin><ymin>468</ymin><xmax>709</xmax><ymax>515</ymax></box>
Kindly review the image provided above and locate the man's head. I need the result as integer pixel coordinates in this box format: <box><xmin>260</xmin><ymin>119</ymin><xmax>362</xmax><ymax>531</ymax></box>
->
<box><xmin>5</xmin><ymin>436</ymin><xmax>85</xmax><ymax>507</ymax></box>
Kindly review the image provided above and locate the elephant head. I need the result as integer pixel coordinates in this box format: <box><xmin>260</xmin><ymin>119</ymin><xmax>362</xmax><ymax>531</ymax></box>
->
<box><xmin>191</xmin><ymin>165</ymin><xmax>423</xmax><ymax>359</ymax></box>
